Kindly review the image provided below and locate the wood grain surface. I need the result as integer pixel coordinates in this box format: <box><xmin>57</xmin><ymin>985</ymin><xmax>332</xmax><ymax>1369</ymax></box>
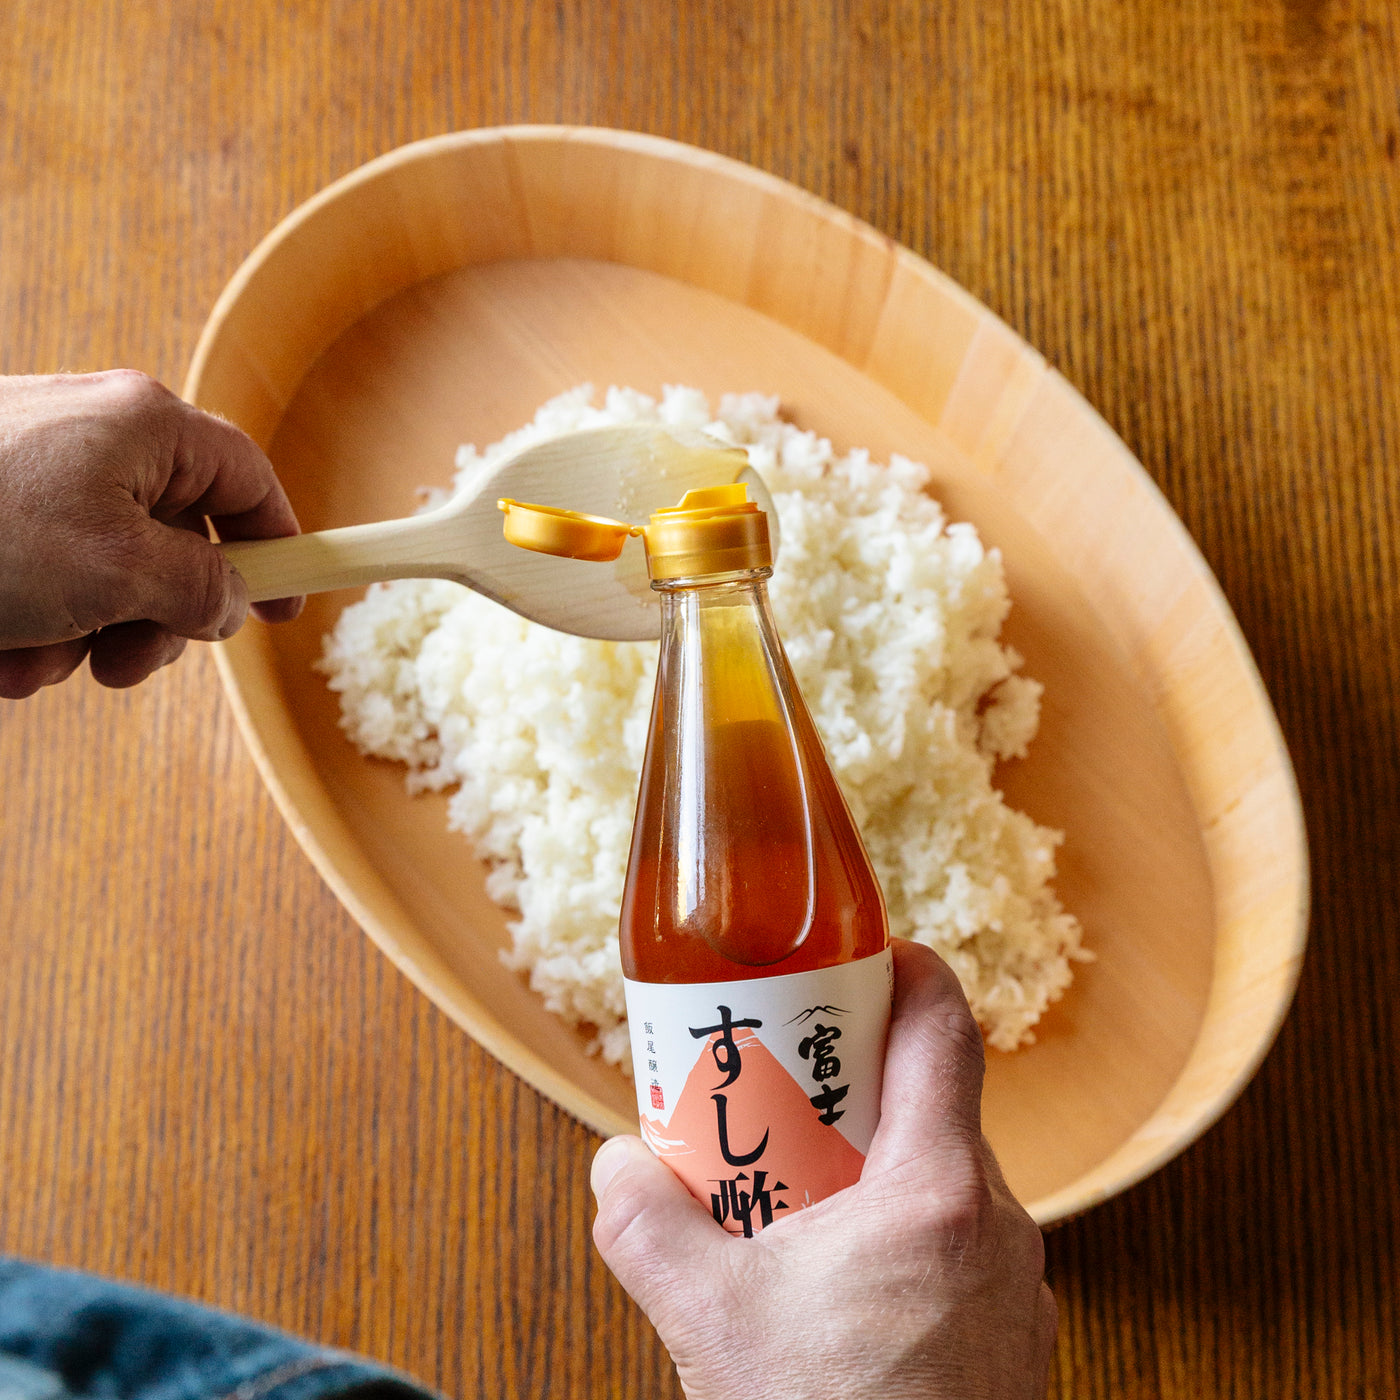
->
<box><xmin>0</xmin><ymin>2</ymin><xmax>1395</xmax><ymax>1397</ymax></box>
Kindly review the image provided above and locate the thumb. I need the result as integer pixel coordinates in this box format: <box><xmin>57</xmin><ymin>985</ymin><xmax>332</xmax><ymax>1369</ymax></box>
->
<box><xmin>113</xmin><ymin>518</ymin><xmax>250</xmax><ymax>641</ymax></box>
<box><xmin>591</xmin><ymin>1136</ymin><xmax>726</xmax><ymax>1322</ymax></box>
<box><xmin>862</xmin><ymin>940</ymin><xmax>987</xmax><ymax>1176</ymax></box>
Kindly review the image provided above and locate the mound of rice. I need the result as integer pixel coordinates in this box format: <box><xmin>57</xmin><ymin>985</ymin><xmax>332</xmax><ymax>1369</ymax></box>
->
<box><xmin>318</xmin><ymin>385</ymin><xmax>1086</xmax><ymax>1060</ymax></box>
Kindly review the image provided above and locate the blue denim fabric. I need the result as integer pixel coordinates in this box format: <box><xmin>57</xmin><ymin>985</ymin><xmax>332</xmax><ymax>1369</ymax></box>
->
<box><xmin>0</xmin><ymin>1262</ymin><xmax>435</xmax><ymax>1400</ymax></box>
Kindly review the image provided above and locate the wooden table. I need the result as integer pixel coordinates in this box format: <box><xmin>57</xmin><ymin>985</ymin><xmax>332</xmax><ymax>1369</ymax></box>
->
<box><xmin>2</xmin><ymin>3</ymin><xmax>1396</xmax><ymax>1396</ymax></box>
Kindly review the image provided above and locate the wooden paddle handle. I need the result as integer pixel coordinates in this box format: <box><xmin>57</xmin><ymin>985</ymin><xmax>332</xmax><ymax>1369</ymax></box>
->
<box><xmin>218</xmin><ymin>512</ymin><xmax>464</xmax><ymax>602</ymax></box>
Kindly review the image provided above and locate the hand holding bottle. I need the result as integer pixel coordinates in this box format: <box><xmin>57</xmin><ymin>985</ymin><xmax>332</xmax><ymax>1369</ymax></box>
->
<box><xmin>591</xmin><ymin>940</ymin><xmax>1058</xmax><ymax>1400</ymax></box>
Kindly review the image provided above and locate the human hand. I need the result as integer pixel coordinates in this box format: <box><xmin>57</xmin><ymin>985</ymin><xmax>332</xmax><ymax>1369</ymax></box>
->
<box><xmin>0</xmin><ymin>370</ymin><xmax>302</xmax><ymax>698</ymax></box>
<box><xmin>591</xmin><ymin>941</ymin><xmax>1057</xmax><ymax>1400</ymax></box>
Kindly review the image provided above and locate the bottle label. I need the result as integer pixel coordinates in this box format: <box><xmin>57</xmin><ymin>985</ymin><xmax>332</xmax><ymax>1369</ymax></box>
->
<box><xmin>622</xmin><ymin>947</ymin><xmax>894</xmax><ymax>1236</ymax></box>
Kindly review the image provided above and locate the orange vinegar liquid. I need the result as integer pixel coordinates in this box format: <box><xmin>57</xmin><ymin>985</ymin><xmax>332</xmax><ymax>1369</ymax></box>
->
<box><xmin>620</xmin><ymin>572</ymin><xmax>888</xmax><ymax>984</ymax></box>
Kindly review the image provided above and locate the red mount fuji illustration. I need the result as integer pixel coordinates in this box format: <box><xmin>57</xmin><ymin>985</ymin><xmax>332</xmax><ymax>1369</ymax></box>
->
<box><xmin>642</xmin><ymin>1030</ymin><xmax>865</xmax><ymax>1228</ymax></box>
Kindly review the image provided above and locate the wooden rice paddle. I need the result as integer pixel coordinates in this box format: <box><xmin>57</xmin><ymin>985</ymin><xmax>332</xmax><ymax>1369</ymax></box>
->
<box><xmin>217</xmin><ymin>425</ymin><xmax>772</xmax><ymax>642</ymax></box>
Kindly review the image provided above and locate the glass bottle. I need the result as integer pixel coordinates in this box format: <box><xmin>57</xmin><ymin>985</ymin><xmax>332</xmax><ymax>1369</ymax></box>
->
<box><xmin>619</xmin><ymin>485</ymin><xmax>891</xmax><ymax>1237</ymax></box>
<box><xmin>499</xmin><ymin>479</ymin><xmax>892</xmax><ymax>1238</ymax></box>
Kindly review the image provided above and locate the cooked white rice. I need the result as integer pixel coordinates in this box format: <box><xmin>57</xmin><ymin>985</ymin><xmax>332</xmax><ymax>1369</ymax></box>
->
<box><xmin>318</xmin><ymin>385</ymin><xmax>1086</xmax><ymax>1060</ymax></box>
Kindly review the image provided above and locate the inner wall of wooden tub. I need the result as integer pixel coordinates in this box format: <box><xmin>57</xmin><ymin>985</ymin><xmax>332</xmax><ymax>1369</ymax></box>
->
<box><xmin>254</xmin><ymin>256</ymin><xmax>1216</xmax><ymax>1205</ymax></box>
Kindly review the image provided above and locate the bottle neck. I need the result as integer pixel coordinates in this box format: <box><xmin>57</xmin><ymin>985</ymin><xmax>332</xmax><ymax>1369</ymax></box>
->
<box><xmin>651</xmin><ymin>564</ymin><xmax>774</xmax><ymax>595</ymax></box>
<box><xmin>648</xmin><ymin>564</ymin><xmax>816</xmax><ymax>966</ymax></box>
<box><xmin>653</xmin><ymin>569</ymin><xmax>780</xmax><ymax>675</ymax></box>
<box><xmin>620</xmin><ymin>558</ymin><xmax>890</xmax><ymax>982</ymax></box>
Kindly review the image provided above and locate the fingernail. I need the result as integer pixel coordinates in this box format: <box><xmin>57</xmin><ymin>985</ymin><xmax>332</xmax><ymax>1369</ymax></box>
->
<box><xmin>591</xmin><ymin>1136</ymin><xmax>642</xmax><ymax>1201</ymax></box>
<box><xmin>217</xmin><ymin>591</ymin><xmax>248</xmax><ymax>641</ymax></box>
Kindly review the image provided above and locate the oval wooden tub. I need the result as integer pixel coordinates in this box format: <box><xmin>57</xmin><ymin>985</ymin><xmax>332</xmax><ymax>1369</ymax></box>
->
<box><xmin>185</xmin><ymin>126</ymin><xmax>1308</xmax><ymax>1226</ymax></box>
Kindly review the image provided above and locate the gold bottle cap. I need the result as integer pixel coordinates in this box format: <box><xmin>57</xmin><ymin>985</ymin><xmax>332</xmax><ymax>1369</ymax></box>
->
<box><xmin>642</xmin><ymin>483</ymin><xmax>772</xmax><ymax>581</ymax></box>
<box><xmin>499</xmin><ymin>482</ymin><xmax>771</xmax><ymax>579</ymax></box>
<box><xmin>497</xmin><ymin>498</ymin><xmax>642</xmax><ymax>562</ymax></box>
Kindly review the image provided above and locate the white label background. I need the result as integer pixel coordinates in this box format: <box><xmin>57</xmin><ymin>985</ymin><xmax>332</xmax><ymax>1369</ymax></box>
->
<box><xmin>623</xmin><ymin>947</ymin><xmax>894</xmax><ymax>1157</ymax></box>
